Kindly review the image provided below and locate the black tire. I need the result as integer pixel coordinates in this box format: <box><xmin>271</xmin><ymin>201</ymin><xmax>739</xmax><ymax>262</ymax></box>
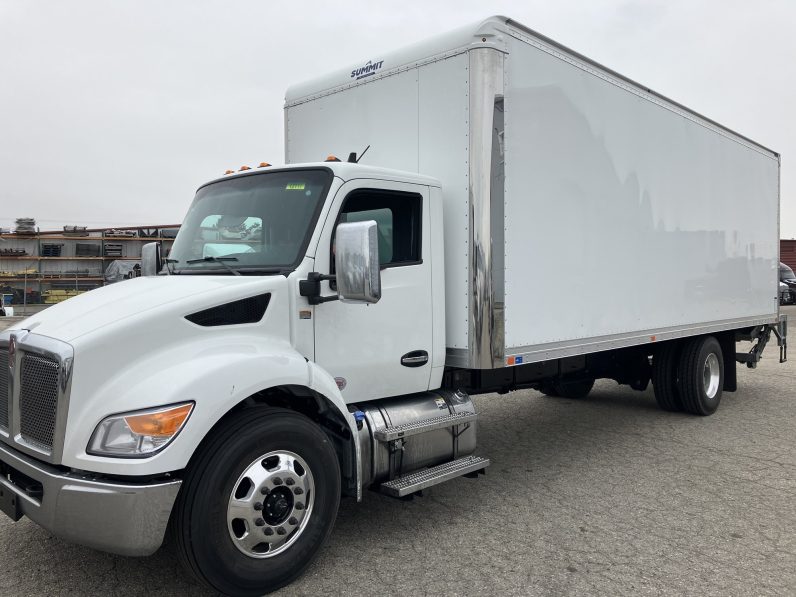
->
<box><xmin>652</xmin><ymin>342</ymin><xmax>683</xmax><ymax>412</ymax></box>
<box><xmin>552</xmin><ymin>378</ymin><xmax>594</xmax><ymax>399</ymax></box>
<box><xmin>677</xmin><ymin>336</ymin><xmax>724</xmax><ymax>416</ymax></box>
<box><xmin>172</xmin><ymin>407</ymin><xmax>341</xmax><ymax>596</ymax></box>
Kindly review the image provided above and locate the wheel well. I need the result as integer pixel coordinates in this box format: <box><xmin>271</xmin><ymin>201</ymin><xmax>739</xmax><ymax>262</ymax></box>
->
<box><xmin>198</xmin><ymin>385</ymin><xmax>357</xmax><ymax>497</ymax></box>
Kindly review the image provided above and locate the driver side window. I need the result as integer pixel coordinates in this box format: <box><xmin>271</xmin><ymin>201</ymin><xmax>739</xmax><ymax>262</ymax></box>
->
<box><xmin>333</xmin><ymin>189</ymin><xmax>422</xmax><ymax>269</ymax></box>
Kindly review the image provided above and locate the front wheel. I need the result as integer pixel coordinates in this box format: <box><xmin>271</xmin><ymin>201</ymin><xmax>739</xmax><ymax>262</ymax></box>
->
<box><xmin>172</xmin><ymin>407</ymin><xmax>341</xmax><ymax>596</ymax></box>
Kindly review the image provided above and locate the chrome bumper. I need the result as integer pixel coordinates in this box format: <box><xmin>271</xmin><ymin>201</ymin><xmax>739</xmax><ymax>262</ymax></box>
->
<box><xmin>0</xmin><ymin>442</ymin><xmax>181</xmax><ymax>556</ymax></box>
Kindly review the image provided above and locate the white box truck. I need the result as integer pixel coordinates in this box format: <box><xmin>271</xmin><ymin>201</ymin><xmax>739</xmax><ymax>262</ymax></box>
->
<box><xmin>0</xmin><ymin>15</ymin><xmax>787</xmax><ymax>595</ymax></box>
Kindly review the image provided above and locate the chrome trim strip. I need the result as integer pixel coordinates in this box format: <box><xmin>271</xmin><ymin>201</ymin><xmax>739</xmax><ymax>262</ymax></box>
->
<box><xmin>468</xmin><ymin>48</ymin><xmax>505</xmax><ymax>369</ymax></box>
<box><xmin>0</xmin><ymin>337</ymin><xmax>9</xmax><ymax>436</ymax></box>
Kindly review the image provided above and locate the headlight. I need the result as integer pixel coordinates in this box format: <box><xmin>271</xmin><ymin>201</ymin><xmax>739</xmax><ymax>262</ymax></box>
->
<box><xmin>88</xmin><ymin>402</ymin><xmax>194</xmax><ymax>457</ymax></box>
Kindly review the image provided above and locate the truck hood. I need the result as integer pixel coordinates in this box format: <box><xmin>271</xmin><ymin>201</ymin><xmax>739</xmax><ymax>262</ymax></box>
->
<box><xmin>10</xmin><ymin>275</ymin><xmax>284</xmax><ymax>342</ymax></box>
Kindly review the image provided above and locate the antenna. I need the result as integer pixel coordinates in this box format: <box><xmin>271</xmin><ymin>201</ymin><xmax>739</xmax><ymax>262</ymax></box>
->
<box><xmin>355</xmin><ymin>145</ymin><xmax>371</xmax><ymax>163</ymax></box>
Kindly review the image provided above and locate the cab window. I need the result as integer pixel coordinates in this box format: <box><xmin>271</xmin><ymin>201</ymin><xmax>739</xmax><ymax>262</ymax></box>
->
<box><xmin>335</xmin><ymin>189</ymin><xmax>422</xmax><ymax>267</ymax></box>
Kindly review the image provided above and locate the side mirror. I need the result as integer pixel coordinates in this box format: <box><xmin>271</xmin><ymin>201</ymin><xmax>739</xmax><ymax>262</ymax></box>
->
<box><xmin>334</xmin><ymin>221</ymin><xmax>381</xmax><ymax>303</ymax></box>
<box><xmin>141</xmin><ymin>242</ymin><xmax>162</xmax><ymax>276</ymax></box>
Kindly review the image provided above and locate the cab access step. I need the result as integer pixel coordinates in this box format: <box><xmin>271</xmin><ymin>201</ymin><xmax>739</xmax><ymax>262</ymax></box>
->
<box><xmin>380</xmin><ymin>455</ymin><xmax>490</xmax><ymax>498</ymax></box>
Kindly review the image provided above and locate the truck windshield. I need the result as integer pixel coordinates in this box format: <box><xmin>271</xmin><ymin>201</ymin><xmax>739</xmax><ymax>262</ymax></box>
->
<box><xmin>168</xmin><ymin>169</ymin><xmax>332</xmax><ymax>273</ymax></box>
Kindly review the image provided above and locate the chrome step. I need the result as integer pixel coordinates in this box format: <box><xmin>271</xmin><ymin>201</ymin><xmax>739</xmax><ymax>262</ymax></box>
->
<box><xmin>379</xmin><ymin>455</ymin><xmax>490</xmax><ymax>498</ymax></box>
<box><xmin>374</xmin><ymin>411</ymin><xmax>477</xmax><ymax>442</ymax></box>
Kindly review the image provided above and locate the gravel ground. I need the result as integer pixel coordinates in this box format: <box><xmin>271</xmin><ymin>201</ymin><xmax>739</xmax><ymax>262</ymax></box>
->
<box><xmin>1</xmin><ymin>308</ymin><xmax>794</xmax><ymax>596</ymax></box>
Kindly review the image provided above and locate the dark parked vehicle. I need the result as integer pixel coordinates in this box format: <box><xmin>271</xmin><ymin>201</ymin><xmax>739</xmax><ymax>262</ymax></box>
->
<box><xmin>780</xmin><ymin>263</ymin><xmax>796</xmax><ymax>304</ymax></box>
<box><xmin>781</xmin><ymin>282</ymin><xmax>794</xmax><ymax>305</ymax></box>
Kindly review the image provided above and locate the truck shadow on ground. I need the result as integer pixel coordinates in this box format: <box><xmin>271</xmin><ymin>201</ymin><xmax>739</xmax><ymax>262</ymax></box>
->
<box><xmin>1</xmin><ymin>383</ymin><xmax>756</xmax><ymax>596</ymax></box>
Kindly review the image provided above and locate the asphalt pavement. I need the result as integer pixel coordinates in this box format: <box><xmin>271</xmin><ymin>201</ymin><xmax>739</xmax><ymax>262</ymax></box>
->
<box><xmin>1</xmin><ymin>308</ymin><xmax>794</xmax><ymax>596</ymax></box>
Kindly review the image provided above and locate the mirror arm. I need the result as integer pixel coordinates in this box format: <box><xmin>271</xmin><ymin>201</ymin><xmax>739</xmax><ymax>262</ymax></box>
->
<box><xmin>299</xmin><ymin>272</ymin><xmax>340</xmax><ymax>305</ymax></box>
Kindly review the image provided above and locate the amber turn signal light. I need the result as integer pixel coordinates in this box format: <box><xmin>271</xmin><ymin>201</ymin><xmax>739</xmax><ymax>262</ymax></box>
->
<box><xmin>124</xmin><ymin>403</ymin><xmax>194</xmax><ymax>438</ymax></box>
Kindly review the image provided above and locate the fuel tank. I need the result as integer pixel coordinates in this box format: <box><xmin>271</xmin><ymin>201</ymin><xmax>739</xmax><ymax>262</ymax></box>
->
<box><xmin>356</xmin><ymin>389</ymin><xmax>477</xmax><ymax>487</ymax></box>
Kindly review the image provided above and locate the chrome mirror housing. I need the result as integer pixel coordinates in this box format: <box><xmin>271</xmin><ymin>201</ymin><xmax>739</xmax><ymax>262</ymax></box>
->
<box><xmin>334</xmin><ymin>221</ymin><xmax>381</xmax><ymax>304</ymax></box>
<box><xmin>141</xmin><ymin>242</ymin><xmax>162</xmax><ymax>277</ymax></box>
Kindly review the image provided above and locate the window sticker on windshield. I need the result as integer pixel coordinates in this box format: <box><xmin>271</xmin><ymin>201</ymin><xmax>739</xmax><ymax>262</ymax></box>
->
<box><xmin>286</xmin><ymin>183</ymin><xmax>306</xmax><ymax>190</ymax></box>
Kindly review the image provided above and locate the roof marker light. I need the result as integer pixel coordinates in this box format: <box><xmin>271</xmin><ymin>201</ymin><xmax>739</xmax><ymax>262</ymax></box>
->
<box><xmin>258</xmin><ymin>162</ymin><xmax>271</xmax><ymax>168</ymax></box>
<box><xmin>224</xmin><ymin>169</ymin><xmax>235</xmax><ymax>175</ymax></box>
<box><xmin>324</xmin><ymin>155</ymin><xmax>341</xmax><ymax>162</ymax></box>
<box><xmin>239</xmin><ymin>165</ymin><xmax>251</xmax><ymax>171</ymax></box>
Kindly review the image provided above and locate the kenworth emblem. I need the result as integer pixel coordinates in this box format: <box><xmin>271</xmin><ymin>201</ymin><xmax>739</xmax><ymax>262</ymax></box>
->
<box><xmin>350</xmin><ymin>59</ymin><xmax>384</xmax><ymax>80</ymax></box>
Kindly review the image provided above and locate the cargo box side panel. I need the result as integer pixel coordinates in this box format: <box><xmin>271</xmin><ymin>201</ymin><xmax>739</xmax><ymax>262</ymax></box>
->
<box><xmin>503</xmin><ymin>35</ymin><xmax>779</xmax><ymax>353</ymax></box>
<box><xmin>418</xmin><ymin>54</ymin><xmax>470</xmax><ymax>350</ymax></box>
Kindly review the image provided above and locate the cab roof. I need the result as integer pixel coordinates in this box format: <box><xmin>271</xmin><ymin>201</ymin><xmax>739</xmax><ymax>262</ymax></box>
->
<box><xmin>199</xmin><ymin>162</ymin><xmax>441</xmax><ymax>192</ymax></box>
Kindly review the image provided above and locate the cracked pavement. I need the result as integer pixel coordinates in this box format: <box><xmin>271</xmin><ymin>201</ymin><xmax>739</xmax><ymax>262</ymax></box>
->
<box><xmin>1</xmin><ymin>307</ymin><xmax>794</xmax><ymax>596</ymax></box>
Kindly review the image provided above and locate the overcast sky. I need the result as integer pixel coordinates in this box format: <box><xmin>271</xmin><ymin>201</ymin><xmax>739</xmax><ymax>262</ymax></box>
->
<box><xmin>1</xmin><ymin>0</ymin><xmax>794</xmax><ymax>237</ymax></box>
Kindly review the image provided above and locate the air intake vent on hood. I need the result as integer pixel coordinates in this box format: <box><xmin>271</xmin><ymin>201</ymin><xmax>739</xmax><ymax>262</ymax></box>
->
<box><xmin>186</xmin><ymin>293</ymin><xmax>271</xmax><ymax>327</ymax></box>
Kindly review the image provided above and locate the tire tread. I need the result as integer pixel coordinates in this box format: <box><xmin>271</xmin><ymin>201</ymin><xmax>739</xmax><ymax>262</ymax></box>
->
<box><xmin>652</xmin><ymin>342</ymin><xmax>682</xmax><ymax>411</ymax></box>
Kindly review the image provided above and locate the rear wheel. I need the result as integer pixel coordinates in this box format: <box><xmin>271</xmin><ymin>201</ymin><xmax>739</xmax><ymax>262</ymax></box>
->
<box><xmin>652</xmin><ymin>342</ymin><xmax>683</xmax><ymax>412</ymax></box>
<box><xmin>172</xmin><ymin>407</ymin><xmax>341</xmax><ymax>596</ymax></box>
<box><xmin>677</xmin><ymin>336</ymin><xmax>724</xmax><ymax>416</ymax></box>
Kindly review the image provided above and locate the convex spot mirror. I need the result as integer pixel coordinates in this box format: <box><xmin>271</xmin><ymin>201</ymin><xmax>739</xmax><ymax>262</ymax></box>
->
<box><xmin>334</xmin><ymin>221</ymin><xmax>381</xmax><ymax>304</ymax></box>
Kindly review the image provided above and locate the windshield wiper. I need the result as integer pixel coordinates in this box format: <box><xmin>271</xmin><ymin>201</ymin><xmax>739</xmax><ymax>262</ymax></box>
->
<box><xmin>163</xmin><ymin>258</ymin><xmax>179</xmax><ymax>275</ymax></box>
<box><xmin>185</xmin><ymin>256</ymin><xmax>241</xmax><ymax>276</ymax></box>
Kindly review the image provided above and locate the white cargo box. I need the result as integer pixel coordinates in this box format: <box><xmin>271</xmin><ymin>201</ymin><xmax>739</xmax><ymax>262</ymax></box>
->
<box><xmin>285</xmin><ymin>15</ymin><xmax>780</xmax><ymax>370</ymax></box>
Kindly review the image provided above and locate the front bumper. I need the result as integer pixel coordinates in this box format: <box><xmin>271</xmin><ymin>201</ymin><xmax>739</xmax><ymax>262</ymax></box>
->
<box><xmin>0</xmin><ymin>441</ymin><xmax>181</xmax><ymax>556</ymax></box>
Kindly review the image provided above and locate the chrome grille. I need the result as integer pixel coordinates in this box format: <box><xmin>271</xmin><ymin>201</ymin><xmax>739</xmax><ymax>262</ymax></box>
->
<box><xmin>19</xmin><ymin>352</ymin><xmax>60</xmax><ymax>452</ymax></box>
<box><xmin>0</xmin><ymin>348</ymin><xmax>7</xmax><ymax>430</ymax></box>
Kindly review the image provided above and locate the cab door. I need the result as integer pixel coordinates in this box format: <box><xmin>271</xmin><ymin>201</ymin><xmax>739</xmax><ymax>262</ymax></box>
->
<box><xmin>313</xmin><ymin>180</ymin><xmax>433</xmax><ymax>403</ymax></box>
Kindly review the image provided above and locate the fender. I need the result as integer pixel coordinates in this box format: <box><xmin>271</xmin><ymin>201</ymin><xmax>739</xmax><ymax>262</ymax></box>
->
<box><xmin>61</xmin><ymin>334</ymin><xmax>307</xmax><ymax>473</ymax></box>
<box><xmin>62</xmin><ymin>334</ymin><xmax>362</xmax><ymax>490</ymax></box>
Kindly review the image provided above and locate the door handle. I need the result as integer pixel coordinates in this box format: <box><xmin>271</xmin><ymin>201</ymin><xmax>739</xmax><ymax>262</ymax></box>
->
<box><xmin>401</xmin><ymin>350</ymin><xmax>429</xmax><ymax>367</ymax></box>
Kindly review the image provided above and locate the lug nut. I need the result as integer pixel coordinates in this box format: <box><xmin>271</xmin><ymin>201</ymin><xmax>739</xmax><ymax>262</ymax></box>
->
<box><xmin>288</xmin><ymin>517</ymin><xmax>298</xmax><ymax>525</ymax></box>
<box><xmin>255</xmin><ymin>518</ymin><xmax>265</xmax><ymax>527</ymax></box>
<box><xmin>254</xmin><ymin>502</ymin><xmax>263</xmax><ymax>511</ymax></box>
<box><xmin>264</xmin><ymin>527</ymin><xmax>274</xmax><ymax>536</ymax></box>
<box><xmin>276</xmin><ymin>527</ymin><xmax>286</xmax><ymax>536</ymax></box>
<box><xmin>295</xmin><ymin>502</ymin><xmax>304</xmax><ymax>510</ymax></box>
<box><xmin>285</xmin><ymin>478</ymin><xmax>295</xmax><ymax>486</ymax></box>
<box><xmin>273</xmin><ymin>477</ymin><xmax>283</xmax><ymax>485</ymax></box>
<box><xmin>293</xmin><ymin>487</ymin><xmax>303</xmax><ymax>495</ymax></box>
<box><xmin>260</xmin><ymin>487</ymin><xmax>270</xmax><ymax>495</ymax></box>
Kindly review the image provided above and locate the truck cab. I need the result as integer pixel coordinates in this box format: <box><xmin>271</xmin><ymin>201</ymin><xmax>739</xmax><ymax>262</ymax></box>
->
<box><xmin>1</xmin><ymin>161</ymin><xmax>484</xmax><ymax>595</ymax></box>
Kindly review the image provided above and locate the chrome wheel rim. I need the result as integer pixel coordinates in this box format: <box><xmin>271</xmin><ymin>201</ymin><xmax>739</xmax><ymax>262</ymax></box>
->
<box><xmin>703</xmin><ymin>353</ymin><xmax>720</xmax><ymax>399</ymax></box>
<box><xmin>227</xmin><ymin>450</ymin><xmax>315</xmax><ymax>558</ymax></box>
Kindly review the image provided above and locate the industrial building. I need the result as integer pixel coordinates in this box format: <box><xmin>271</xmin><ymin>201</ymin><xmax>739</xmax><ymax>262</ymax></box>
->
<box><xmin>0</xmin><ymin>223</ymin><xmax>179</xmax><ymax>308</ymax></box>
